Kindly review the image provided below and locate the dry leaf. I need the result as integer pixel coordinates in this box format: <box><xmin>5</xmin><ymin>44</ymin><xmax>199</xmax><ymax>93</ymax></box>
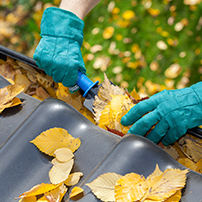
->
<box><xmin>93</xmin><ymin>73</ymin><xmax>135</xmax><ymax>134</ymax></box>
<box><xmin>69</xmin><ymin>187</ymin><xmax>84</xmax><ymax>198</ymax></box>
<box><xmin>18</xmin><ymin>196</ymin><xmax>36</xmax><ymax>202</ymax></box>
<box><xmin>164</xmin><ymin>64</ymin><xmax>181</xmax><ymax>79</ymax></box>
<box><xmin>157</xmin><ymin>40</ymin><xmax>167</xmax><ymax>50</ymax></box>
<box><xmin>0</xmin><ymin>84</ymin><xmax>25</xmax><ymax>112</ymax></box>
<box><xmin>144</xmin><ymin>190</ymin><xmax>182</xmax><ymax>202</ymax></box>
<box><xmin>0</xmin><ymin>62</ymin><xmax>15</xmax><ymax>79</ymax></box>
<box><xmin>65</xmin><ymin>172</ymin><xmax>83</xmax><ymax>186</ymax></box>
<box><xmin>30</xmin><ymin>127</ymin><xmax>81</xmax><ymax>156</ymax></box>
<box><xmin>56</xmin><ymin>83</ymin><xmax>84</xmax><ymax>111</ymax></box>
<box><xmin>35</xmin><ymin>86</ymin><xmax>50</xmax><ymax>100</ymax></box>
<box><xmin>79</xmin><ymin>107</ymin><xmax>96</xmax><ymax>124</ymax></box>
<box><xmin>184</xmin><ymin>138</ymin><xmax>202</xmax><ymax>162</ymax></box>
<box><xmin>14</xmin><ymin>74</ymin><xmax>31</xmax><ymax>92</ymax></box>
<box><xmin>97</xmin><ymin>94</ymin><xmax>134</xmax><ymax>133</ymax></box>
<box><xmin>54</xmin><ymin>148</ymin><xmax>74</xmax><ymax>163</ymax></box>
<box><xmin>103</xmin><ymin>26</ymin><xmax>114</xmax><ymax>39</ymax></box>
<box><xmin>49</xmin><ymin>158</ymin><xmax>74</xmax><ymax>184</ymax></box>
<box><xmin>196</xmin><ymin>159</ymin><xmax>202</xmax><ymax>173</ymax></box>
<box><xmin>115</xmin><ymin>173</ymin><xmax>148</xmax><ymax>202</ymax></box>
<box><xmin>178</xmin><ymin>158</ymin><xmax>197</xmax><ymax>171</ymax></box>
<box><xmin>88</xmin><ymin>165</ymin><xmax>189</xmax><ymax>202</ymax></box>
<box><xmin>39</xmin><ymin>183</ymin><xmax>67</xmax><ymax>202</ymax></box>
<box><xmin>18</xmin><ymin>183</ymin><xmax>61</xmax><ymax>198</ymax></box>
<box><xmin>146</xmin><ymin>164</ymin><xmax>163</xmax><ymax>181</ymax></box>
<box><xmin>86</xmin><ymin>172</ymin><xmax>122</xmax><ymax>201</ymax></box>
<box><xmin>130</xmin><ymin>86</ymin><xmax>141</xmax><ymax>100</ymax></box>
<box><xmin>163</xmin><ymin>190</ymin><xmax>182</xmax><ymax>202</ymax></box>
<box><xmin>163</xmin><ymin>145</ymin><xmax>179</xmax><ymax>160</ymax></box>
<box><xmin>143</xmin><ymin>168</ymin><xmax>189</xmax><ymax>201</ymax></box>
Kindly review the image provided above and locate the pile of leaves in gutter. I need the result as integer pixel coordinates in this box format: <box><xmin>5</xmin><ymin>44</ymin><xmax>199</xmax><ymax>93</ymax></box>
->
<box><xmin>1</xmin><ymin>56</ymin><xmax>202</xmax><ymax>175</ymax></box>
<box><xmin>0</xmin><ymin>57</ymin><xmax>201</xmax><ymax>201</ymax></box>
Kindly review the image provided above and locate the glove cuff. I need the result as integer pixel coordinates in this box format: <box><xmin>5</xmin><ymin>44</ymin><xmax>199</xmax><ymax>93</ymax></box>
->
<box><xmin>190</xmin><ymin>81</ymin><xmax>202</xmax><ymax>102</ymax></box>
<box><xmin>40</xmin><ymin>7</ymin><xmax>84</xmax><ymax>46</ymax></box>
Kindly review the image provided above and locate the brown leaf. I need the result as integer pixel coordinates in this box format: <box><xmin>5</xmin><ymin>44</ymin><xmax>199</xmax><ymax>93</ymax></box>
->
<box><xmin>0</xmin><ymin>84</ymin><xmax>25</xmax><ymax>112</ymax></box>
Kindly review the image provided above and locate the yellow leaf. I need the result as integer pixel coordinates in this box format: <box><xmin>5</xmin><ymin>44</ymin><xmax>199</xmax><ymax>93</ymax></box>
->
<box><xmin>86</xmin><ymin>172</ymin><xmax>122</xmax><ymax>201</ymax></box>
<box><xmin>122</xmin><ymin>10</ymin><xmax>135</xmax><ymax>20</ymax></box>
<box><xmin>147</xmin><ymin>8</ymin><xmax>160</xmax><ymax>17</ymax></box>
<box><xmin>164</xmin><ymin>190</ymin><xmax>182</xmax><ymax>202</ymax></box>
<box><xmin>79</xmin><ymin>107</ymin><xmax>96</xmax><ymax>124</ymax></box>
<box><xmin>115</xmin><ymin>173</ymin><xmax>148</xmax><ymax>202</ymax></box>
<box><xmin>49</xmin><ymin>158</ymin><xmax>74</xmax><ymax>184</ymax></box>
<box><xmin>196</xmin><ymin>159</ymin><xmax>202</xmax><ymax>173</ymax></box>
<box><xmin>93</xmin><ymin>73</ymin><xmax>135</xmax><ymax>134</ymax></box>
<box><xmin>65</xmin><ymin>172</ymin><xmax>83</xmax><ymax>186</ymax></box>
<box><xmin>98</xmin><ymin>94</ymin><xmax>134</xmax><ymax>133</ymax></box>
<box><xmin>18</xmin><ymin>196</ymin><xmax>36</xmax><ymax>202</ymax></box>
<box><xmin>38</xmin><ymin>183</ymin><xmax>67</xmax><ymax>202</ymax></box>
<box><xmin>54</xmin><ymin>148</ymin><xmax>74</xmax><ymax>163</ymax></box>
<box><xmin>69</xmin><ymin>187</ymin><xmax>84</xmax><ymax>198</ymax></box>
<box><xmin>130</xmin><ymin>87</ymin><xmax>140</xmax><ymax>100</ymax></box>
<box><xmin>178</xmin><ymin>158</ymin><xmax>197</xmax><ymax>171</ymax></box>
<box><xmin>103</xmin><ymin>26</ymin><xmax>114</xmax><ymax>39</ymax></box>
<box><xmin>56</xmin><ymin>83</ymin><xmax>84</xmax><ymax>111</ymax></box>
<box><xmin>116</xmin><ymin>19</ymin><xmax>130</xmax><ymax>28</ymax></box>
<box><xmin>0</xmin><ymin>84</ymin><xmax>25</xmax><ymax>113</ymax></box>
<box><xmin>146</xmin><ymin>164</ymin><xmax>163</xmax><ymax>181</ymax></box>
<box><xmin>30</xmin><ymin>127</ymin><xmax>81</xmax><ymax>156</ymax></box>
<box><xmin>18</xmin><ymin>183</ymin><xmax>61</xmax><ymax>198</ymax></box>
<box><xmin>10</xmin><ymin>97</ymin><xmax>23</xmax><ymax>107</ymax></box>
<box><xmin>14</xmin><ymin>74</ymin><xmax>31</xmax><ymax>92</ymax></box>
<box><xmin>144</xmin><ymin>190</ymin><xmax>182</xmax><ymax>202</ymax></box>
<box><xmin>144</xmin><ymin>168</ymin><xmax>189</xmax><ymax>201</ymax></box>
<box><xmin>164</xmin><ymin>64</ymin><xmax>181</xmax><ymax>79</ymax></box>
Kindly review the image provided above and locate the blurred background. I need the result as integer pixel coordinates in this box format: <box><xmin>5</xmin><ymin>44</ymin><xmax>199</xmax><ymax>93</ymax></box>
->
<box><xmin>1</xmin><ymin>0</ymin><xmax>202</xmax><ymax>96</ymax></box>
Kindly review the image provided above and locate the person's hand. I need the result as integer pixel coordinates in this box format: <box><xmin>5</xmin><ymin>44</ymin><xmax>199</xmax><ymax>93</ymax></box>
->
<box><xmin>33</xmin><ymin>7</ymin><xmax>86</xmax><ymax>90</ymax></box>
<box><xmin>121</xmin><ymin>82</ymin><xmax>202</xmax><ymax>145</ymax></box>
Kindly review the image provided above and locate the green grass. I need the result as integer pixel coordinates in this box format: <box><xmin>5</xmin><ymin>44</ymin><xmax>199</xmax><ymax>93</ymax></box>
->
<box><xmin>1</xmin><ymin>0</ymin><xmax>202</xmax><ymax>95</ymax></box>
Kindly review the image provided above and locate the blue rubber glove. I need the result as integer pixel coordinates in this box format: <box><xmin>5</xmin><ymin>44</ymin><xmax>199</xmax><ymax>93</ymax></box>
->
<box><xmin>121</xmin><ymin>82</ymin><xmax>202</xmax><ymax>145</ymax></box>
<box><xmin>33</xmin><ymin>7</ymin><xmax>86</xmax><ymax>90</ymax></box>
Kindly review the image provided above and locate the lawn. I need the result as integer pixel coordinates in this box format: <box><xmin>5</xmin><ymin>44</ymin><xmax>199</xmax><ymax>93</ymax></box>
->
<box><xmin>0</xmin><ymin>0</ymin><xmax>202</xmax><ymax>95</ymax></box>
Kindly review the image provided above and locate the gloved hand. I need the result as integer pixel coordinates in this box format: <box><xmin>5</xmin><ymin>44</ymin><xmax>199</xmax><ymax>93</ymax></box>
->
<box><xmin>121</xmin><ymin>82</ymin><xmax>202</xmax><ymax>145</ymax></box>
<box><xmin>33</xmin><ymin>7</ymin><xmax>86</xmax><ymax>90</ymax></box>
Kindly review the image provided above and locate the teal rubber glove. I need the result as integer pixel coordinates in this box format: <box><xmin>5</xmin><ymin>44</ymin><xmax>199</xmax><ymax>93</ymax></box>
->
<box><xmin>33</xmin><ymin>7</ymin><xmax>86</xmax><ymax>89</ymax></box>
<box><xmin>121</xmin><ymin>82</ymin><xmax>202</xmax><ymax>145</ymax></box>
